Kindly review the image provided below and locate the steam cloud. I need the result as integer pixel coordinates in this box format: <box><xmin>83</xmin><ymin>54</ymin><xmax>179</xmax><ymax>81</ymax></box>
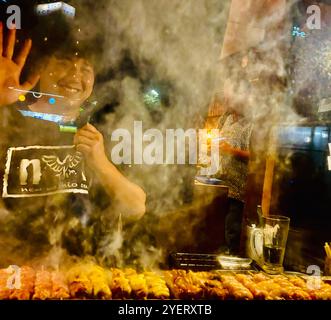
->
<box><xmin>68</xmin><ymin>0</ymin><xmax>231</xmax><ymax>269</ymax></box>
<box><xmin>0</xmin><ymin>0</ymin><xmax>314</xmax><ymax>270</ymax></box>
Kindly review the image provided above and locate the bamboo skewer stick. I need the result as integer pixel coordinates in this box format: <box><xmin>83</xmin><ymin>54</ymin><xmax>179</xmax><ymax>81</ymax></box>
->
<box><xmin>324</xmin><ymin>243</ymin><xmax>331</xmax><ymax>258</ymax></box>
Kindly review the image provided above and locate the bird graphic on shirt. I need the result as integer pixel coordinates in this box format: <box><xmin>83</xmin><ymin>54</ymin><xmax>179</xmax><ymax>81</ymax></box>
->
<box><xmin>42</xmin><ymin>153</ymin><xmax>82</xmax><ymax>179</ymax></box>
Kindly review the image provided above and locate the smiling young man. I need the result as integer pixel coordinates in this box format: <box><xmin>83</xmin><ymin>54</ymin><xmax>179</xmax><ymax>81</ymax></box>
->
<box><xmin>32</xmin><ymin>53</ymin><xmax>146</xmax><ymax>221</ymax></box>
<box><xmin>27</xmin><ymin>55</ymin><xmax>95</xmax><ymax>121</ymax></box>
<box><xmin>0</xmin><ymin>23</ymin><xmax>146</xmax><ymax>265</ymax></box>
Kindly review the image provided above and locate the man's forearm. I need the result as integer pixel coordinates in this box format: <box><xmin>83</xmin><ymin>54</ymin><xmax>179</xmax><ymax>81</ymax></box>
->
<box><xmin>93</xmin><ymin>158</ymin><xmax>146</xmax><ymax>222</ymax></box>
<box><xmin>231</xmin><ymin>148</ymin><xmax>250</xmax><ymax>160</ymax></box>
<box><xmin>220</xmin><ymin>142</ymin><xmax>250</xmax><ymax>160</ymax></box>
<box><xmin>74</xmin><ymin>124</ymin><xmax>146</xmax><ymax>222</ymax></box>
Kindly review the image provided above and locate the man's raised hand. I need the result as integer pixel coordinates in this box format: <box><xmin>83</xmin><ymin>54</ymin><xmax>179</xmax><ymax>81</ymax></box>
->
<box><xmin>0</xmin><ymin>23</ymin><xmax>39</xmax><ymax>106</ymax></box>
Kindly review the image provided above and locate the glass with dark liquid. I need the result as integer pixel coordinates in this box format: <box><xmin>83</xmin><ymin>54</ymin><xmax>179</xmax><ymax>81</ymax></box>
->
<box><xmin>261</xmin><ymin>215</ymin><xmax>290</xmax><ymax>274</ymax></box>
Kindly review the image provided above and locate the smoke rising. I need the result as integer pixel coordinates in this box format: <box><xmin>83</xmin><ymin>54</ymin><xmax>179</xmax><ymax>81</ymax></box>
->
<box><xmin>0</xmin><ymin>0</ymin><xmax>317</xmax><ymax>270</ymax></box>
<box><xmin>68</xmin><ymin>0</ymin><xmax>232</xmax><ymax>268</ymax></box>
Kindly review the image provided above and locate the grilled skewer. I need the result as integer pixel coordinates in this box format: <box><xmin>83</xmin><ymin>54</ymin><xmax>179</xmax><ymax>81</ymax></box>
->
<box><xmin>125</xmin><ymin>268</ymin><xmax>148</xmax><ymax>300</ymax></box>
<box><xmin>164</xmin><ymin>270</ymin><xmax>203</xmax><ymax>300</ymax></box>
<box><xmin>188</xmin><ymin>271</ymin><xmax>227</xmax><ymax>300</ymax></box>
<box><xmin>0</xmin><ymin>268</ymin><xmax>12</xmax><ymax>300</ymax></box>
<box><xmin>66</xmin><ymin>265</ymin><xmax>93</xmax><ymax>299</ymax></box>
<box><xmin>144</xmin><ymin>271</ymin><xmax>170</xmax><ymax>300</ymax></box>
<box><xmin>51</xmin><ymin>271</ymin><xmax>70</xmax><ymax>299</ymax></box>
<box><xmin>221</xmin><ymin>275</ymin><xmax>254</xmax><ymax>300</ymax></box>
<box><xmin>86</xmin><ymin>264</ymin><xmax>112</xmax><ymax>299</ymax></box>
<box><xmin>109</xmin><ymin>268</ymin><xmax>131</xmax><ymax>299</ymax></box>
<box><xmin>33</xmin><ymin>270</ymin><xmax>52</xmax><ymax>300</ymax></box>
<box><xmin>10</xmin><ymin>266</ymin><xmax>35</xmax><ymax>300</ymax></box>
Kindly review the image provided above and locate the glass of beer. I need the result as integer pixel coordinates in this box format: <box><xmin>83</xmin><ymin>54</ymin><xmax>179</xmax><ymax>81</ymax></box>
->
<box><xmin>261</xmin><ymin>215</ymin><xmax>290</xmax><ymax>274</ymax></box>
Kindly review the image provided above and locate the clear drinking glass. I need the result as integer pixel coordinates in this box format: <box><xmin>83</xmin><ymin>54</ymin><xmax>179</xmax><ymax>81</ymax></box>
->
<box><xmin>260</xmin><ymin>215</ymin><xmax>290</xmax><ymax>274</ymax></box>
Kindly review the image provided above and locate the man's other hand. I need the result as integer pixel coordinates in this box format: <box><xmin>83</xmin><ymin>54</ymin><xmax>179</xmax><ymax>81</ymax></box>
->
<box><xmin>74</xmin><ymin>123</ymin><xmax>108</xmax><ymax>170</ymax></box>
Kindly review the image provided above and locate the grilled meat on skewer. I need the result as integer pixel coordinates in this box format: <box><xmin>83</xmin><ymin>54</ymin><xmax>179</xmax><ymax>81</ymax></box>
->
<box><xmin>10</xmin><ymin>266</ymin><xmax>35</xmax><ymax>300</ymax></box>
<box><xmin>164</xmin><ymin>270</ymin><xmax>202</xmax><ymax>299</ymax></box>
<box><xmin>188</xmin><ymin>271</ymin><xmax>227</xmax><ymax>300</ymax></box>
<box><xmin>271</xmin><ymin>275</ymin><xmax>311</xmax><ymax>300</ymax></box>
<box><xmin>51</xmin><ymin>271</ymin><xmax>70</xmax><ymax>299</ymax></box>
<box><xmin>66</xmin><ymin>265</ymin><xmax>93</xmax><ymax>299</ymax></box>
<box><xmin>125</xmin><ymin>268</ymin><xmax>148</xmax><ymax>300</ymax></box>
<box><xmin>221</xmin><ymin>275</ymin><xmax>254</xmax><ymax>300</ymax></box>
<box><xmin>109</xmin><ymin>268</ymin><xmax>131</xmax><ymax>299</ymax></box>
<box><xmin>144</xmin><ymin>272</ymin><xmax>170</xmax><ymax>300</ymax></box>
<box><xmin>33</xmin><ymin>270</ymin><xmax>52</xmax><ymax>300</ymax></box>
<box><xmin>235</xmin><ymin>274</ymin><xmax>268</xmax><ymax>300</ymax></box>
<box><xmin>86</xmin><ymin>264</ymin><xmax>111</xmax><ymax>299</ymax></box>
<box><xmin>0</xmin><ymin>269</ymin><xmax>12</xmax><ymax>300</ymax></box>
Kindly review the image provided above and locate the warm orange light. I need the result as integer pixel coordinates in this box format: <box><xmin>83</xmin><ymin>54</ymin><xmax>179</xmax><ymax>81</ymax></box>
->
<box><xmin>206</xmin><ymin>132</ymin><xmax>213</xmax><ymax>139</ymax></box>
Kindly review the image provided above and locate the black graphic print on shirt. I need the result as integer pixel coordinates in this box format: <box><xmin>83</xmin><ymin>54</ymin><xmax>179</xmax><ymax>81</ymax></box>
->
<box><xmin>3</xmin><ymin>146</ymin><xmax>89</xmax><ymax>198</ymax></box>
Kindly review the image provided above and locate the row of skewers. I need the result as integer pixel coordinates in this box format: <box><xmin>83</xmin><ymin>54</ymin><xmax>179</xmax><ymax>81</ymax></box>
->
<box><xmin>1</xmin><ymin>264</ymin><xmax>331</xmax><ymax>300</ymax></box>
